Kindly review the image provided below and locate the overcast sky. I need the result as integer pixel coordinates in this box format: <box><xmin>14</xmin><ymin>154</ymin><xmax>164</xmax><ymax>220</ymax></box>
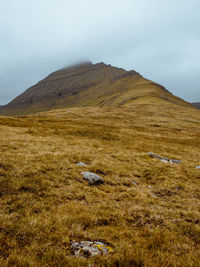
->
<box><xmin>0</xmin><ymin>0</ymin><xmax>199</xmax><ymax>105</ymax></box>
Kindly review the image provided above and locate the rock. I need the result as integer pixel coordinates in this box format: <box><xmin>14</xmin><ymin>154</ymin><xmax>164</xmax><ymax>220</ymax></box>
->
<box><xmin>174</xmin><ymin>187</ymin><xmax>181</xmax><ymax>191</ymax></box>
<box><xmin>149</xmin><ymin>192</ymin><xmax>157</xmax><ymax>198</ymax></box>
<box><xmin>147</xmin><ymin>152</ymin><xmax>183</xmax><ymax>164</ymax></box>
<box><xmin>169</xmin><ymin>159</ymin><xmax>183</xmax><ymax>164</ymax></box>
<box><xmin>161</xmin><ymin>159</ymin><xmax>168</xmax><ymax>163</ymax></box>
<box><xmin>196</xmin><ymin>166</ymin><xmax>200</xmax><ymax>169</ymax></box>
<box><xmin>72</xmin><ymin>241</ymin><xmax>114</xmax><ymax>257</ymax></box>
<box><xmin>76</xmin><ymin>162</ymin><xmax>88</xmax><ymax>167</ymax></box>
<box><xmin>81</xmin><ymin>172</ymin><xmax>104</xmax><ymax>185</ymax></box>
<box><xmin>132</xmin><ymin>180</ymin><xmax>138</xmax><ymax>186</ymax></box>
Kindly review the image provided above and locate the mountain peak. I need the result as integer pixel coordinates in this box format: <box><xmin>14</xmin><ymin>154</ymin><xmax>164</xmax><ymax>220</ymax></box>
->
<box><xmin>0</xmin><ymin>62</ymin><xmax>191</xmax><ymax>116</ymax></box>
<box><xmin>62</xmin><ymin>61</ymin><xmax>93</xmax><ymax>69</ymax></box>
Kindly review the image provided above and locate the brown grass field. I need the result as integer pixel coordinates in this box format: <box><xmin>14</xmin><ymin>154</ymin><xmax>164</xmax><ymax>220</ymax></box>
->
<box><xmin>0</xmin><ymin>100</ymin><xmax>200</xmax><ymax>266</ymax></box>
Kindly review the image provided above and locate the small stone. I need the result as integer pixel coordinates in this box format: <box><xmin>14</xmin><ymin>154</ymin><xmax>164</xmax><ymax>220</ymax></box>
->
<box><xmin>149</xmin><ymin>192</ymin><xmax>157</xmax><ymax>198</ymax></box>
<box><xmin>174</xmin><ymin>187</ymin><xmax>181</xmax><ymax>191</ymax></box>
<box><xmin>81</xmin><ymin>172</ymin><xmax>104</xmax><ymax>185</ymax></box>
<box><xmin>76</xmin><ymin>162</ymin><xmax>88</xmax><ymax>167</ymax></box>
<box><xmin>170</xmin><ymin>159</ymin><xmax>183</xmax><ymax>164</ymax></box>
<box><xmin>196</xmin><ymin>166</ymin><xmax>200</xmax><ymax>169</ymax></box>
<box><xmin>132</xmin><ymin>180</ymin><xmax>138</xmax><ymax>186</ymax></box>
<box><xmin>72</xmin><ymin>241</ymin><xmax>113</xmax><ymax>257</ymax></box>
<box><xmin>147</xmin><ymin>152</ymin><xmax>183</xmax><ymax>164</ymax></box>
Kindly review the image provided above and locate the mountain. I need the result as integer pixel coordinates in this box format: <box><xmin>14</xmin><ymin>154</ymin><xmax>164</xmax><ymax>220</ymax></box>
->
<box><xmin>0</xmin><ymin>61</ymin><xmax>192</xmax><ymax>115</ymax></box>
<box><xmin>192</xmin><ymin>102</ymin><xmax>200</xmax><ymax>109</ymax></box>
<box><xmin>0</xmin><ymin>62</ymin><xmax>200</xmax><ymax>266</ymax></box>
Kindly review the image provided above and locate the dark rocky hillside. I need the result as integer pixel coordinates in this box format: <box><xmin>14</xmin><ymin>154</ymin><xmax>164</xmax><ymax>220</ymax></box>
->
<box><xmin>192</xmin><ymin>102</ymin><xmax>200</xmax><ymax>109</ymax></box>
<box><xmin>0</xmin><ymin>62</ymin><xmax>192</xmax><ymax>115</ymax></box>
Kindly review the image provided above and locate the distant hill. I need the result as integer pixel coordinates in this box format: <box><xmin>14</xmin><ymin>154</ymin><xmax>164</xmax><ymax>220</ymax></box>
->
<box><xmin>0</xmin><ymin>61</ymin><xmax>192</xmax><ymax>115</ymax></box>
<box><xmin>192</xmin><ymin>102</ymin><xmax>200</xmax><ymax>109</ymax></box>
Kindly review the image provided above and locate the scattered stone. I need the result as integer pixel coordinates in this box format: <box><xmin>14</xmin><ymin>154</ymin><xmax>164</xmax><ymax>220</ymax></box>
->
<box><xmin>149</xmin><ymin>192</ymin><xmax>157</xmax><ymax>198</ymax></box>
<box><xmin>72</xmin><ymin>241</ymin><xmax>114</xmax><ymax>257</ymax></box>
<box><xmin>196</xmin><ymin>166</ymin><xmax>200</xmax><ymax>169</ymax></box>
<box><xmin>174</xmin><ymin>187</ymin><xmax>181</xmax><ymax>191</ymax></box>
<box><xmin>132</xmin><ymin>180</ymin><xmax>138</xmax><ymax>186</ymax></box>
<box><xmin>161</xmin><ymin>159</ymin><xmax>168</xmax><ymax>163</ymax></box>
<box><xmin>148</xmin><ymin>185</ymin><xmax>152</xmax><ymax>189</ymax></box>
<box><xmin>81</xmin><ymin>172</ymin><xmax>104</xmax><ymax>185</ymax></box>
<box><xmin>76</xmin><ymin>162</ymin><xmax>88</xmax><ymax>167</ymax></box>
<box><xmin>147</xmin><ymin>152</ymin><xmax>183</xmax><ymax>164</ymax></box>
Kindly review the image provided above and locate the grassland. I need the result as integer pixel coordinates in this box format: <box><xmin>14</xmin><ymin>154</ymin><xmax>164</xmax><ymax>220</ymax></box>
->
<box><xmin>0</xmin><ymin>101</ymin><xmax>200</xmax><ymax>266</ymax></box>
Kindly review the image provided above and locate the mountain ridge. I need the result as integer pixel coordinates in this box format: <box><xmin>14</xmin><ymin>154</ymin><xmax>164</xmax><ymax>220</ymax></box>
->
<box><xmin>192</xmin><ymin>102</ymin><xmax>200</xmax><ymax>109</ymax></box>
<box><xmin>0</xmin><ymin>62</ymin><xmax>192</xmax><ymax>116</ymax></box>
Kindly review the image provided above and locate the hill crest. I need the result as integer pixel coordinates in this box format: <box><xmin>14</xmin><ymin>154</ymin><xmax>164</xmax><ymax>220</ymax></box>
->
<box><xmin>0</xmin><ymin>62</ymin><xmax>192</xmax><ymax>115</ymax></box>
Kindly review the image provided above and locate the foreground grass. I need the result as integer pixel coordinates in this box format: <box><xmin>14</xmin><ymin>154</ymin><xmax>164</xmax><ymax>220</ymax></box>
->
<box><xmin>0</xmin><ymin>102</ymin><xmax>200</xmax><ymax>266</ymax></box>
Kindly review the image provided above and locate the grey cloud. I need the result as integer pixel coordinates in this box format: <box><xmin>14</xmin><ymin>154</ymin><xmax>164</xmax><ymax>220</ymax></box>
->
<box><xmin>0</xmin><ymin>0</ymin><xmax>199</xmax><ymax>104</ymax></box>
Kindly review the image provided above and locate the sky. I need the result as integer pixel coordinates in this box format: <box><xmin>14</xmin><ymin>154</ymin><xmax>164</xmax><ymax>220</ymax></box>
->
<box><xmin>0</xmin><ymin>0</ymin><xmax>200</xmax><ymax>105</ymax></box>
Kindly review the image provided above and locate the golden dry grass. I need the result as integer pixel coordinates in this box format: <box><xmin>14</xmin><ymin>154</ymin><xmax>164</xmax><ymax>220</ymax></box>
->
<box><xmin>0</xmin><ymin>102</ymin><xmax>200</xmax><ymax>266</ymax></box>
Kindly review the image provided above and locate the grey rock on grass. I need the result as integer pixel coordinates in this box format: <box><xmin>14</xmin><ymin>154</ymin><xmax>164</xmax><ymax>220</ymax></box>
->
<box><xmin>76</xmin><ymin>162</ymin><xmax>88</xmax><ymax>167</ymax></box>
<box><xmin>196</xmin><ymin>166</ymin><xmax>200</xmax><ymax>169</ymax></box>
<box><xmin>72</xmin><ymin>241</ymin><xmax>113</xmax><ymax>257</ymax></box>
<box><xmin>147</xmin><ymin>152</ymin><xmax>183</xmax><ymax>164</ymax></box>
<box><xmin>132</xmin><ymin>180</ymin><xmax>138</xmax><ymax>186</ymax></box>
<box><xmin>81</xmin><ymin>172</ymin><xmax>104</xmax><ymax>185</ymax></box>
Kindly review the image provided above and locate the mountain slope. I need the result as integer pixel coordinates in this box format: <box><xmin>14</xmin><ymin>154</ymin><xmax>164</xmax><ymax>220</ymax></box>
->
<box><xmin>192</xmin><ymin>102</ymin><xmax>200</xmax><ymax>109</ymax></box>
<box><xmin>0</xmin><ymin>62</ymin><xmax>192</xmax><ymax>115</ymax></box>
